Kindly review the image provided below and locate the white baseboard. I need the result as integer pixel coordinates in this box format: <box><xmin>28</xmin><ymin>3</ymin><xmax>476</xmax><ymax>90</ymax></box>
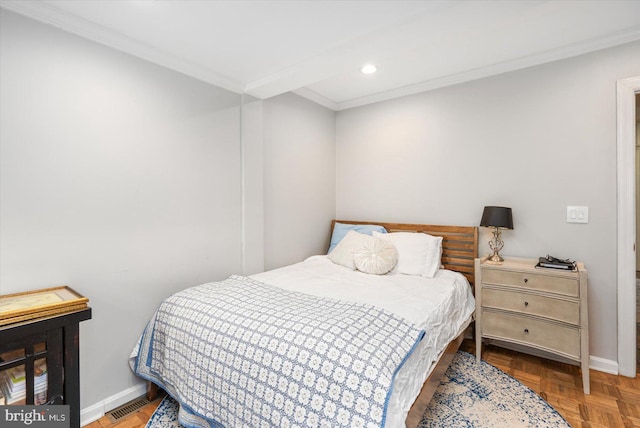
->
<box><xmin>81</xmin><ymin>381</ymin><xmax>147</xmax><ymax>426</ymax></box>
<box><xmin>485</xmin><ymin>340</ymin><xmax>619</xmax><ymax>375</ymax></box>
<box><xmin>589</xmin><ymin>355</ymin><xmax>619</xmax><ymax>375</ymax></box>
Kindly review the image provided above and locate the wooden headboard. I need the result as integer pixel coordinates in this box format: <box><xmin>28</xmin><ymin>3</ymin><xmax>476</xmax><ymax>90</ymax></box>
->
<box><xmin>331</xmin><ymin>220</ymin><xmax>479</xmax><ymax>288</ymax></box>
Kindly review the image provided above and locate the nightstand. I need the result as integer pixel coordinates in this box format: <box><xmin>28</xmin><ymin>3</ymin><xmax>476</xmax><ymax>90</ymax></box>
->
<box><xmin>474</xmin><ymin>257</ymin><xmax>589</xmax><ymax>394</ymax></box>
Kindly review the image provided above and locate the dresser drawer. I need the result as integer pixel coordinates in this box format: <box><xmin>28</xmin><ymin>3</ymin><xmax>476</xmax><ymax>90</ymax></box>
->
<box><xmin>482</xmin><ymin>269</ymin><xmax>579</xmax><ymax>297</ymax></box>
<box><xmin>482</xmin><ymin>288</ymin><xmax>580</xmax><ymax>325</ymax></box>
<box><xmin>482</xmin><ymin>310</ymin><xmax>580</xmax><ymax>359</ymax></box>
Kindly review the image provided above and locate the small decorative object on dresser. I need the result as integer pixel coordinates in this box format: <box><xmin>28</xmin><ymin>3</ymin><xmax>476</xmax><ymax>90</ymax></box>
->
<box><xmin>475</xmin><ymin>256</ymin><xmax>590</xmax><ymax>394</ymax></box>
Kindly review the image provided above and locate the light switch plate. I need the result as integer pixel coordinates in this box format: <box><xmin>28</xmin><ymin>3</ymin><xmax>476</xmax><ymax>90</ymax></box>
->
<box><xmin>567</xmin><ymin>206</ymin><xmax>589</xmax><ymax>223</ymax></box>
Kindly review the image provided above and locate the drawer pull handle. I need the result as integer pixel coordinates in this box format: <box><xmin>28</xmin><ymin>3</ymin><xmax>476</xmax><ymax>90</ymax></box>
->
<box><xmin>524</xmin><ymin>301</ymin><xmax>529</xmax><ymax>307</ymax></box>
<box><xmin>524</xmin><ymin>328</ymin><xmax>529</xmax><ymax>334</ymax></box>
<box><xmin>524</xmin><ymin>278</ymin><xmax>528</xmax><ymax>283</ymax></box>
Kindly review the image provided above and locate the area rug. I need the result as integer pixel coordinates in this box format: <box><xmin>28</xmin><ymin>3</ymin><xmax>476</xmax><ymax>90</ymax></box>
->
<box><xmin>146</xmin><ymin>351</ymin><xmax>569</xmax><ymax>428</ymax></box>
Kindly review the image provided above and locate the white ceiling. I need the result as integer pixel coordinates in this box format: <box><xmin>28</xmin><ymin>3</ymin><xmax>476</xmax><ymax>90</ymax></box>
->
<box><xmin>2</xmin><ymin>0</ymin><xmax>640</xmax><ymax>111</ymax></box>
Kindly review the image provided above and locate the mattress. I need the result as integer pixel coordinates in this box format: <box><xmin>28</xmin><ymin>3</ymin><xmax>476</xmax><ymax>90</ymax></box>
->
<box><xmin>251</xmin><ymin>255</ymin><xmax>476</xmax><ymax>428</ymax></box>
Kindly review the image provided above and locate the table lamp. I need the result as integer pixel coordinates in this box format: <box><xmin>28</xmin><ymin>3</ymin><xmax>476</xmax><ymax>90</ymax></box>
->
<box><xmin>480</xmin><ymin>206</ymin><xmax>513</xmax><ymax>263</ymax></box>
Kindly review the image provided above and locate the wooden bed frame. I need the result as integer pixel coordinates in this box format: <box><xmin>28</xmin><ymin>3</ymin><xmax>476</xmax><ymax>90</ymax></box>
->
<box><xmin>331</xmin><ymin>220</ymin><xmax>478</xmax><ymax>428</ymax></box>
<box><xmin>331</xmin><ymin>220</ymin><xmax>478</xmax><ymax>289</ymax></box>
<box><xmin>147</xmin><ymin>220</ymin><xmax>479</xmax><ymax>428</ymax></box>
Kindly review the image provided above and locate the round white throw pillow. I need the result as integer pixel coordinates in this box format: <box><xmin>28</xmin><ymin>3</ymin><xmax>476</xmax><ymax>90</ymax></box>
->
<box><xmin>353</xmin><ymin>237</ymin><xmax>398</xmax><ymax>275</ymax></box>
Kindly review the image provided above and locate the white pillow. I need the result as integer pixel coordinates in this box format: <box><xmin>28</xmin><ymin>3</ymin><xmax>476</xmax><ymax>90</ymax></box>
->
<box><xmin>354</xmin><ymin>237</ymin><xmax>398</xmax><ymax>275</ymax></box>
<box><xmin>424</xmin><ymin>235</ymin><xmax>444</xmax><ymax>278</ymax></box>
<box><xmin>327</xmin><ymin>230</ymin><xmax>372</xmax><ymax>270</ymax></box>
<box><xmin>373</xmin><ymin>231</ymin><xmax>443</xmax><ymax>277</ymax></box>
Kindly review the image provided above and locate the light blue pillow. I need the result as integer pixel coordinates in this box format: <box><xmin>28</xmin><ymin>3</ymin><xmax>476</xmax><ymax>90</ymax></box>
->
<box><xmin>328</xmin><ymin>222</ymin><xmax>387</xmax><ymax>253</ymax></box>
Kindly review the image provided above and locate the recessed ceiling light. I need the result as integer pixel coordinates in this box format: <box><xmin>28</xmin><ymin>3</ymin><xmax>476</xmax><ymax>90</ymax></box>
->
<box><xmin>361</xmin><ymin>64</ymin><xmax>377</xmax><ymax>74</ymax></box>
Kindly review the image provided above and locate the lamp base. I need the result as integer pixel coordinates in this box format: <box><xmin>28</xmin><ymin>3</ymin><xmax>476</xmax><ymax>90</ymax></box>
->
<box><xmin>488</xmin><ymin>253</ymin><xmax>504</xmax><ymax>263</ymax></box>
<box><xmin>487</xmin><ymin>226</ymin><xmax>505</xmax><ymax>264</ymax></box>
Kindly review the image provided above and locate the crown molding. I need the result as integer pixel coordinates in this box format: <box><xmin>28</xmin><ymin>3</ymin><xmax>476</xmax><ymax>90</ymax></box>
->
<box><xmin>2</xmin><ymin>0</ymin><xmax>639</xmax><ymax>111</ymax></box>
<box><xmin>335</xmin><ymin>26</ymin><xmax>640</xmax><ymax>111</ymax></box>
<box><xmin>292</xmin><ymin>88</ymin><xmax>339</xmax><ymax>111</ymax></box>
<box><xmin>0</xmin><ymin>0</ymin><xmax>244</xmax><ymax>94</ymax></box>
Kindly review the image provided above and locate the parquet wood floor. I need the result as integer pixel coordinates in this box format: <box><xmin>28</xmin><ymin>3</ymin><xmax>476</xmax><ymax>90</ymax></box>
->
<box><xmin>87</xmin><ymin>339</ymin><xmax>640</xmax><ymax>428</ymax></box>
<box><xmin>84</xmin><ymin>395</ymin><xmax>164</xmax><ymax>428</ymax></box>
<box><xmin>460</xmin><ymin>340</ymin><xmax>640</xmax><ymax>428</ymax></box>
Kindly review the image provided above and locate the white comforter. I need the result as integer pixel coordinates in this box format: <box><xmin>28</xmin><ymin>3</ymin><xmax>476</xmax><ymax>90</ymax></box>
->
<box><xmin>252</xmin><ymin>255</ymin><xmax>476</xmax><ymax>428</ymax></box>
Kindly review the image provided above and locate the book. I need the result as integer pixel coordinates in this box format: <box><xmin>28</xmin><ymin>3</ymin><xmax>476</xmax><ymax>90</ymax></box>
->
<box><xmin>0</xmin><ymin>372</ymin><xmax>47</xmax><ymax>405</ymax></box>
<box><xmin>3</xmin><ymin>359</ymin><xmax>47</xmax><ymax>386</ymax></box>
<box><xmin>536</xmin><ymin>256</ymin><xmax>576</xmax><ymax>271</ymax></box>
<box><xmin>0</xmin><ymin>359</ymin><xmax>48</xmax><ymax>405</ymax></box>
<box><xmin>2</xmin><ymin>372</ymin><xmax>47</xmax><ymax>393</ymax></box>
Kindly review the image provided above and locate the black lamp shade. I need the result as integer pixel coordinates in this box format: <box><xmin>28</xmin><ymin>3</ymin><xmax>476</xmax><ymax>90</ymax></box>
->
<box><xmin>480</xmin><ymin>206</ymin><xmax>513</xmax><ymax>229</ymax></box>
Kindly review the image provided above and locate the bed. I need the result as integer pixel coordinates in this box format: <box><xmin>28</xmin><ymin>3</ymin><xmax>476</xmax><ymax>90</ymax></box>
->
<box><xmin>132</xmin><ymin>220</ymin><xmax>478</xmax><ymax>428</ymax></box>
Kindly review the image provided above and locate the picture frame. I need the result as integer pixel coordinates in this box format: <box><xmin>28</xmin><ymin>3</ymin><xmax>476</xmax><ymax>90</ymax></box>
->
<box><xmin>0</xmin><ymin>286</ymin><xmax>88</xmax><ymax>326</ymax></box>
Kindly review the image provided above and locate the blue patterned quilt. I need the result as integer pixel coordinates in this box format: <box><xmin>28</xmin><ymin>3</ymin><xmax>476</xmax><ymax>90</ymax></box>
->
<box><xmin>132</xmin><ymin>275</ymin><xmax>424</xmax><ymax>428</ymax></box>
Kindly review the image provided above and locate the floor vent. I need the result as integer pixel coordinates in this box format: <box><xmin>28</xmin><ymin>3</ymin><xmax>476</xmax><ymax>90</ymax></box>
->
<box><xmin>105</xmin><ymin>395</ymin><xmax>151</xmax><ymax>422</ymax></box>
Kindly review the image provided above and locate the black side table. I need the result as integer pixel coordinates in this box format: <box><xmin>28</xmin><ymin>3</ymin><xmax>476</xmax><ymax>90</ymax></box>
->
<box><xmin>0</xmin><ymin>308</ymin><xmax>92</xmax><ymax>427</ymax></box>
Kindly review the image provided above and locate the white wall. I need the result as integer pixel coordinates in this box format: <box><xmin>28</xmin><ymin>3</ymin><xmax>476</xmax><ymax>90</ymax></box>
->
<box><xmin>336</xmin><ymin>40</ymin><xmax>640</xmax><ymax>363</ymax></box>
<box><xmin>241</xmin><ymin>95</ymin><xmax>265</xmax><ymax>275</ymax></box>
<box><xmin>0</xmin><ymin>9</ymin><xmax>242</xmax><ymax>410</ymax></box>
<box><xmin>263</xmin><ymin>93</ymin><xmax>336</xmax><ymax>270</ymax></box>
